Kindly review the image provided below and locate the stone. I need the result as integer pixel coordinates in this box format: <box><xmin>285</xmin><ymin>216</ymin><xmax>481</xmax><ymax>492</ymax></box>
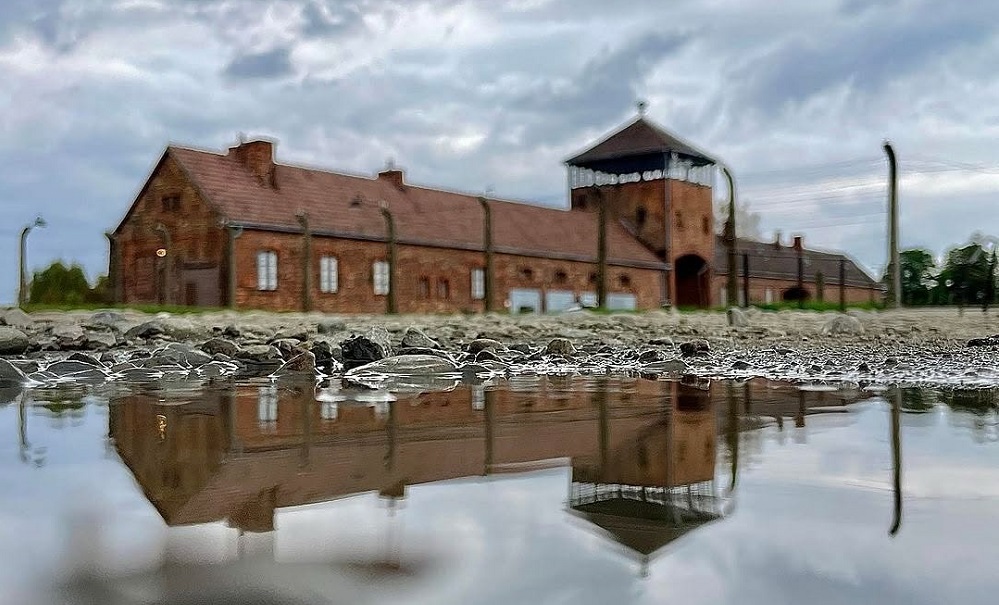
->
<box><xmin>235</xmin><ymin>344</ymin><xmax>283</xmax><ymax>363</ymax></box>
<box><xmin>401</xmin><ymin>327</ymin><xmax>440</xmax><ymax>349</ymax></box>
<box><xmin>317</xmin><ymin>319</ymin><xmax>348</xmax><ymax>334</ymax></box>
<box><xmin>52</xmin><ymin>324</ymin><xmax>87</xmax><ymax>350</ymax></box>
<box><xmin>200</xmin><ymin>338</ymin><xmax>240</xmax><ymax>357</ymax></box>
<box><xmin>67</xmin><ymin>352</ymin><xmax>104</xmax><ymax>367</ymax></box>
<box><xmin>508</xmin><ymin>343</ymin><xmax>534</xmax><ymax>355</ymax></box>
<box><xmin>85</xmin><ymin>330</ymin><xmax>118</xmax><ymax>350</ymax></box>
<box><xmin>679</xmin><ymin>339</ymin><xmax>710</xmax><ymax>357</ymax></box>
<box><xmin>967</xmin><ymin>335</ymin><xmax>999</xmax><ymax>347</ymax></box>
<box><xmin>222</xmin><ymin>325</ymin><xmax>242</xmax><ymax>339</ymax></box>
<box><xmin>45</xmin><ymin>360</ymin><xmax>108</xmax><ymax>381</ymax></box>
<box><xmin>341</xmin><ymin>332</ymin><xmax>391</xmax><ymax>368</ymax></box>
<box><xmin>0</xmin><ymin>308</ymin><xmax>34</xmax><ymax>329</ymax></box>
<box><xmin>727</xmin><ymin>307</ymin><xmax>749</xmax><ymax>328</ymax></box>
<box><xmin>84</xmin><ymin>310</ymin><xmax>127</xmax><ymax>330</ymax></box>
<box><xmin>821</xmin><ymin>314</ymin><xmax>864</xmax><ymax>336</ymax></box>
<box><xmin>0</xmin><ymin>358</ymin><xmax>26</xmax><ymax>384</ymax></box>
<box><xmin>544</xmin><ymin>337</ymin><xmax>577</xmax><ymax>357</ymax></box>
<box><xmin>272</xmin><ymin>328</ymin><xmax>309</xmax><ymax>342</ymax></box>
<box><xmin>0</xmin><ymin>326</ymin><xmax>30</xmax><ymax>355</ymax></box>
<box><xmin>279</xmin><ymin>347</ymin><xmax>317</xmax><ymax>374</ymax></box>
<box><xmin>637</xmin><ymin>349</ymin><xmax>666</xmax><ymax>364</ymax></box>
<box><xmin>467</xmin><ymin>338</ymin><xmax>505</xmax><ymax>355</ymax></box>
<box><xmin>474</xmin><ymin>348</ymin><xmax>503</xmax><ymax>363</ymax></box>
<box><xmin>346</xmin><ymin>354</ymin><xmax>459</xmax><ymax>377</ymax></box>
<box><xmin>125</xmin><ymin>321</ymin><xmax>164</xmax><ymax>340</ymax></box>
<box><xmin>155</xmin><ymin>343</ymin><xmax>213</xmax><ymax>367</ymax></box>
<box><xmin>731</xmin><ymin>360</ymin><xmax>751</xmax><ymax>370</ymax></box>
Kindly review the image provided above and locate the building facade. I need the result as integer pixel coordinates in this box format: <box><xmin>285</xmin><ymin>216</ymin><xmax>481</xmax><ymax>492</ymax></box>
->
<box><xmin>108</xmin><ymin>113</ymin><xmax>880</xmax><ymax>312</ymax></box>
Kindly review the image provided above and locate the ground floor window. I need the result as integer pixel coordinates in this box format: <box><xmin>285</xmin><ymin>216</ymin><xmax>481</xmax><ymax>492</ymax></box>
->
<box><xmin>437</xmin><ymin>278</ymin><xmax>450</xmax><ymax>300</ymax></box>
<box><xmin>373</xmin><ymin>261</ymin><xmax>390</xmax><ymax>295</ymax></box>
<box><xmin>765</xmin><ymin>287</ymin><xmax>775</xmax><ymax>304</ymax></box>
<box><xmin>257</xmin><ymin>386</ymin><xmax>278</xmax><ymax>431</ymax></box>
<box><xmin>256</xmin><ymin>251</ymin><xmax>277</xmax><ymax>291</ymax></box>
<box><xmin>320</xmin><ymin>401</ymin><xmax>338</xmax><ymax>421</ymax></box>
<box><xmin>419</xmin><ymin>276</ymin><xmax>431</xmax><ymax>298</ymax></box>
<box><xmin>319</xmin><ymin>256</ymin><xmax>339</xmax><ymax>293</ymax></box>
<box><xmin>471</xmin><ymin>268</ymin><xmax>485</xmax><ymax>300</ymax></box>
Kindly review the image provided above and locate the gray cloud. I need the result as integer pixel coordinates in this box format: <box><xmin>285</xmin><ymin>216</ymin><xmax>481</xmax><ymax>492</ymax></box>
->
<box><xmin>223</xmin><ymin>46</ymin><xmax>295</xmax><ymax>80</ymax></box>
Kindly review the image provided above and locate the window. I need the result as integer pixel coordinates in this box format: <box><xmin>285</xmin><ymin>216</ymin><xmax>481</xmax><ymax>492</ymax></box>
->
<box><xmin>554</xmin><ymin>270</ymin><xmax>568</xmax><ymax>284</ymax></box>
<box><xmin>471</xmin><ymin>268</ymin><xmax>485</xmax><ymax>300</ymax></box>
<box><xmin>257</xmin><ymin>386</ymin><xmax>278</xmax><ymax>431</ymax></box>
<box><xmin>618</xmin><ymin>274</ymin><xmax>632</xmax><ymax>288</ymax></box>
<box><xmin>437</xmin><ymin>278</ymin><xmax>450</xmax><ymax>300</ymax></box>
<box><xmin>161</xmin><ymin>195</ymin><xmax>181</xmax><ymax>212</ymax></box>
<box><xmin>373</xmin><ymin>261</ymin><xmax>390</xmax><ymax>295</ymax></box>
<box><xmin>588</xmin><ymin>272</ymin><xmax>598</xmax><ymax>284</ymax></box>
<box><xmin>256</xmin><ymin>251</ymin><xmax>277</xmax><ymax>291</ymax></box>
<box><xmin>320</xmin><ymin>401</ymin><xmax>338</xmax><ymax>421</ymax></box>
<box><xmin>319</xmin><ymin>256</ymin><xmax>339</xmax><ymax>293</ymax></box>
<box><xmin>419</xmin><ymin>276</ymin><xmax>431</xmax><ymax>298</ymax></box>
<box><xmin>676</xmin><ymin>211</ymin><xmax>684</xmax><ymax>230</ymax></box>
<box><xmin>519</xmin><ymin>267</ymin><xmax>534</xmax><ymax>280</ymax></box>
<box><xmin>702</xmin><ymin>215</ymin><xmax>710</xmax><ymax>235</ymax></box>
<box><xmin>472</xmin><ymin>385</ymin><xmax>485</xmax><ymax>410</ymax></box>
<box><xmin>765</xmin><ymin>288</ymin><xmax>775</xmax><ymax>304</ymax></box>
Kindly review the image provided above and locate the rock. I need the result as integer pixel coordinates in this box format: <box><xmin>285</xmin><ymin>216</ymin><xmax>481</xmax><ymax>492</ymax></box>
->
<box><xmin>401</xmin><ymin>327</ymin><xmax>440</xmax><ymax>349</ymax></box>
<box><xmin>509</xmin><ymin>343</ymin><xmax>534</xmax><ymax>355</ymax></box>
<box><xmin>821</xmin><ymin>314</ymin><xmax>864</xmax><ymax>336</ymax></box>
<box><xmin>234</xmin><ymin>344</ymin><xmax>283</xmax><ymax>363</ymax></box>
<box><xmin>857</xmin><ymin>362</ymin><xmax>872</xmax><ymax>373</ymax></box>
<box><xmin>967</xmin><ymin>335</ymin><xmax>999</xmax><ymax>347</ymax></box>
<box><xmin>125</xmin><ymin>321</ymin><xmax>164</xmax><ymax>340</ymax></box>
<box><xmin>641</xmin><ymin>359</ymin><xmax>689</xmax><ymax>374</ymax></box>
<box><xmin>84</xmin><ymin>310</ymin><xmax>127</xmax><ymax>330</ymax></box>
<box><xmin>727</xmin><ymin>307</ymin><xmax>749</xmax><ymax>328</ymax></box>
<box><xmin>0</xmin><ymin>359</ymin><xmax>26</xmax><ymax>384</ymax></box>
<box><xmin>0</xmin><ymin>308</ymin><xmax>34</xmax><ymax>329</ymax></box>
<box><xmin>51</xmin><ymin>324</ymin><xmax>87</xmax><ymax>350</ymax></box>
<box><xmin>347</xmin><ymin>355</ymin><xmax>459</xmax><ymax>377</ymax></box>
<box><xmin>467</xmin><ymin>338</ymin><xmax>505</xmax><ymax>355</ymax></box>
<box><xmin>271</xmin><ymin>338</ymin><xmax>303</xmax><ymax>358</ymax></box>
<box><xmin>85</xmin><ymin>330</ymin><xmax>117</xmax><ymax>350</ymax></box>
<box><xmin>679</xmin><ymin>339</ymin><xmax>710</xmax><ymax>357</ymax></box>
<box><xmin>637</xmin><ymin>349</ymin><xmax>666</xmax><ymax>364</ymax></box>
<box><xmin>309</xmin><ymin>340</ymin><xmax>336</xmax><ymax>367</ymax></box>
<box><xmin>278</xmin><ymin>347</ymin><xmax>317</xmax><ymax>374</ymax></box>
<box><xmin>272</xmin><ymin>328</ymin><xmax>309</xmax><ymax>342</ymax></box>
<box><xmin>200</xmin><ymin>337</ymin><xmax>240</xmax><ymax>357</ymax></box>
<box><xmin>45</xmin><ymin>360</ymin><xmax>108</xmax><ymax>381</ymax></box>
<box><xmin>67</xmin><ymin>352</ymin><xmax>104</xmax><ymax>367</ymax></box>
<box><xmin>317</xmin><ymin>319</ymin><xmax>347</xmax><ymax>334</ymax></box>
<box><xmin>0</xmin><ymin>326</ymin><xmax>30</xmax><ymax>355</ymax></box>
<box><xmin>155</xmin><ymin>343</ymin><xmax>213</xmax><ymax>367</ymax></box>
<box><xmin>222</xmin><ymin>325</ymin><xmax>242</xmax><ymax>339</ymax></box>
<box><xmin>544</xmin><ymin>337</ymin><xmax>577</xmax><ymax>357</ymax></box>
<box><xmin>474</xmin><ymin>348</ymin><xmax>503</xmax><ymax>363</ymax></box>
<box><xmin>396</xmin><ymin>346</ymin><xmax>452</xmax><ymax>359</ymax></box>
<box><xmin>341</xmin><ymin>332</ymin><xmax>391</xmax><ymax>368</ymax></box>
<box><xmin>731</xmin><ymin>360</ymin><xmax>751</xmax><ymax>370</ymax></box>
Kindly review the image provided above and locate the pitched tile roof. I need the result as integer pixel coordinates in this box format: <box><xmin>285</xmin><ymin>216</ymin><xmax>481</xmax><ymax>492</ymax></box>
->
<box><xmin>566</xmin><ymin>117</ymin><xmax>716</xmax><ymax>168</ymax></box>
<box><xmin>168</xmin><ymin>146</ymin><xmax>666</xmax><ymax>269</ymax></box>
<box><xmin>713</xmin><ymin>236</ymin><xmax>878</xmax><ymax>288</ymax></box>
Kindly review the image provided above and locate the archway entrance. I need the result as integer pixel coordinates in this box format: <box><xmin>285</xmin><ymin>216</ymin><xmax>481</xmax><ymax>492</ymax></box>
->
<box><xmin>674</xmin><ymin>254</ymin><xmax>710</xmax><ymax>308</ymax></box>
<box><xmin>782</xmin><ymin>287</ymin><xmax>810</xmax><ymax>303</ymax></box>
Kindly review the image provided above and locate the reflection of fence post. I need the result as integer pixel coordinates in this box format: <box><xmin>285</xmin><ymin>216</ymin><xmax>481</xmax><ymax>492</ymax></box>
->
<box><xmin>816</xmin><ymin>271</ymin><xmax>825</xmax><ymax>303</ymax></box>
<box><xmin>296</xmin><ymin>213</ymin><xmax>311</xmax><ymax>313</ymax></box>
<box><xmin>839</xmin><ymin>258</ymin><xmax>846</xmax><ymax>312</ymax></box>
<box><xmin>478</xmin><ymin>196</ymin><xmax>493</xmax><ymax>312</ymax></box>
<box><xmin>379</xmin><ymin>202</ymin><xmax>397</xmax><ymax>315</ymax></box>
<box><xmin>594</xmin><ymin>186</ymin><xmax>607</xmax><ymax>309</ymax></box>
<box><xmin>741</xmin><ymin>253</ymin><xmax>750</xmax><ymax>308</ymax></box>
<box><xmin>889</xmin><ymin>388</ymin><xmax>903</xmax><ymax>536</ymax></box>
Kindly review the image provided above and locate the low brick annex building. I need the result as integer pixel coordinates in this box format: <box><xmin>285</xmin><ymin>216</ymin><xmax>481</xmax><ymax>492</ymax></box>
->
<box><xmin>108</xmin><ymin>112</ymin><xmax>880</xmax><ymax>312</ymax></box>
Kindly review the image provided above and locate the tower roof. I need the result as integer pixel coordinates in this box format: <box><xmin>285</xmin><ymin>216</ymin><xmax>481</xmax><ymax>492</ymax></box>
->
<box><xmin>566</xmin><ymin>116</ymin><xmax>717</xmax><ymax>173</ymax></box>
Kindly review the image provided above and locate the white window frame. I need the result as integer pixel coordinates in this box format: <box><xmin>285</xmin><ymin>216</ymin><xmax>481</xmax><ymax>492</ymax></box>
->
<box><xmin>256</xmin><ymin>250</ymin><xmax>278</xmax><ymax>291</ymax></box>
<box><xmin>373</xmin><ymin>261</ymin><xmax>390</xmax><ymax>295</ymax></box>
<box><xmin>319</xmin><ymin>256</ymin><xmax>339</xmax><ymax>293</ymax></box>
<box><xmin>765</xmin><ymin>288</ymin><xmax>775</xmax><ymax>304</ymax></box>
<box><xmin>320</xmin><ymin>401</ymin><xmax>338</xmax><ymax>421</ymax></box>
<box><xmin>257</xmin><ymin>386</ymin><xmax>278</xmax><ymax>431</ymax></box>
<box><xmin>471</xmin><ymin>268</ymin><xmax>485</xmax><ymax>300</ymax></box>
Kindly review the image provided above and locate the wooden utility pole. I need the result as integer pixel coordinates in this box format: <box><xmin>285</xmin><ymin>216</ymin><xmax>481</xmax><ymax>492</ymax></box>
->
<box><xmin>884</xmin><ymin>141</ymin><xmax>901</xmax><ymax>308</ymax></box>
<box><xmin>741</xmin><ymin>253</ymin><xmax>749</xmax><ymax>308</ymax></box>
<box><xmin>380</xmin><ymin>202</ymin><xmax>398</xmax><ymax>314</ymax></box>
<box><xmin>478</xmin><ymin>195</ymin><xmax>494</xmax><ymax>312</ymax></box>
<box><xmin>839</xmin><ymin>258</ymin><xmax>846</xmax><ymax>312</ymax></box>
<box><xmin>723</xmin><ymin>166</ymin><xmax>738</xmax><ymax>309</ymax></box>
<box><xmin>226</xmin><ymin>224</ymin><xmax>243</xmax><ymax>309</ymax></box>
<box><xmin>296</xmin><ymin>213</ymin><xmax>312</xmax><ymax>312</ymax></box>
<box><xmin>594</xmin><ymin>186</ymin><xmax>608</xmax><ymax>309</ymax></box>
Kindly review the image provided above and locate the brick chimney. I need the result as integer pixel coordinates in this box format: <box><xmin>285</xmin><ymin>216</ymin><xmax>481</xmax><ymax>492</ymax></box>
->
<box><xmin>377</xmin><ymin>158</ymin><xmax>405</xmax><ymax>190</ymax></box>
<box><xmin>229</xmin><ymin>138</ymin><xmax>277</xmax><ymax>188</ymax></box>
<box><xmin>773</xmin><ymin>230</ymin><xmax>782</xmax><ymax>250</ymax></box>
<box><xmin>793</xmin><ymin>235</ymin><xmax>804</xmax><ymax>251</ymax></box>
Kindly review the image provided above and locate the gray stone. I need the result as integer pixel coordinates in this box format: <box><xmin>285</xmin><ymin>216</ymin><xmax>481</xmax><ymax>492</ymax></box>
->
<box><xmin>727</xmin><ymin>307</ymin><xmax>749</xmax><ymax>328</ymax></box>
<box><xmin>125</xmin><ymin>321</ymin><xmax>164</xmax><ymax>340</ymax></box>
<box><xmin>401</xmin><ymin>327</ymin><xmax>440</xmax><ymax>349</ymax></box>
<box><xmin>278</xmin><ymin>347</ymin><xmax>317</xmax><ymax>374</ymax></box>
<box><xmin>84</xmin><ymin>310</ymin><xmax>127</xmax><ymax>330</ymax></box>
<box><xmin>544</xmin><ymin>337</ymin><xmax>577</xmax><ymax>357</ymax></box>
<box><xmin>967</xmin><ymin>335</ymin><xmax>999</xmax><ymax>347</ymax></box>
<box><xmin>0</xmin><ymin>326</ymin><xmax>30</xmax><ymax>355</ymax></box>
<box><xmin>235</xmin><ymin>344</ymin><xmax>283</xmax><ymax>363</ymax></box>
<box><xmin>679</xmin><ymin>339</ymin><xmax>710</xmax><ymax>357</ymax></box>
<box><xmin>67</xmin><ymin>352</ymin><xmax>104</xmax><ymax>367</ymax></box>
<box><xmin>154</xmin><ymin>343</ymin><xmax>214</xmax><ymax>367</ymax></box>
<box><xmin>317</xmin><ymin>319</ymin><xmax>348</xmax><ymax>334</ymax></box>
<box><xmin>641</xmin><ymin>359</ymin><xmax>689</xmax><ymax>374</ymax></box>
<box><xmin>51</xmin><ymin>324</ymin><xmax>87</xmax><ymax>350</ymax></box>
<box><xmin>85</xmin><ymin>330</ymin><xmax>117</xmax><ymax>350</ymax></box>
<box><xmin>731</xmin><ymin>360</ymin><xmax>752</xmax><ymax>370</ymax></box>
<box><xmin>347</xmin><ymin>354</ymin><xmax>459</xmax><ymax>377</ymax></box>
<box><xmin>467</xmin><ymin>338</ymin><xmax>505</xmax><ymax>355</ymax></box>
<box><xmin>341</xmin><ymin>331</ymin><xmax>391</xmax><ymax>368</ymax></box>
<box><xmin>200</xmin><ymin>337</ymin><xmax>240</xmax><ymax>357</ymax></box>
<box><xmin>822</xmin><ymin>314</ymin><xmax>864</xmax><ymax>336</ymax></box>
<box><xmin>0</xmin><ymin>308</ymin><xmax>34</xmax><ymax>329</ymax></box>
<box><xmin>637</xmin><ymin>349</ymin><xmax>666</xmax><ymax>364</ymax></box>
<box><xmin>273</xmin><ymin>327</ymin><xmax>309</xmax><ymax>342</ymax></box>
<box><xmin>45</xmin><ymin>360</ymin><xmax>108</xmax><ymax>381</ymax></box>
<box><xmin>0</xmin><ymin>358</ymin><xmax>26</xmax><ymax>384</ymax></box>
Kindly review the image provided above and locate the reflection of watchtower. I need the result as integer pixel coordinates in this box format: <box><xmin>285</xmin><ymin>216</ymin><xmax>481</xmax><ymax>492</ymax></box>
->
<box><xmin>566</xmin><ymin>104</ymin><xmax>718</xmax><ymax>307</ymax></box>
<box><xmin>568</xmin><ymin>382</ymin><xmax>722</xmax><ymax>575</ymax></box>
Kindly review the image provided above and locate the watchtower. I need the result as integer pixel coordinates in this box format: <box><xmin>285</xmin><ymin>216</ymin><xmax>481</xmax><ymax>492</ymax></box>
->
<box><xmin>566</xmin><ymin>104</ymin><xmax>718</xmax><ymax>307</ymax></box>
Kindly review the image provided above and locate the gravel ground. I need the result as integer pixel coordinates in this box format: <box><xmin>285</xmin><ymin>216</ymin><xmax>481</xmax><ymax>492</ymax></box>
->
<box><xmin>2</xmin><ymin>306</ymin><xmax>999</xmax><ymax>389</ymax></box>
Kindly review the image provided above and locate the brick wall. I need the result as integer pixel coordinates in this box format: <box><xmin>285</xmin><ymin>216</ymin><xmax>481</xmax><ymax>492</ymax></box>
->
<box><xmin>115</xmin><ymin>154</ymin><xmax>227</xmax><ymax>305</ymax></box>
<box><xmin>710</xmin><ymin>275</ymin><xmax>881</xmax><ymax>306</ymax></box>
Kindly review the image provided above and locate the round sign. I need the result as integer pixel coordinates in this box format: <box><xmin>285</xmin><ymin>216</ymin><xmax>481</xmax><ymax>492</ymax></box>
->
<box><xmin>156</xmin><ymin>248</ymin><xmax>167</xmax><ymax>258</ymax></box>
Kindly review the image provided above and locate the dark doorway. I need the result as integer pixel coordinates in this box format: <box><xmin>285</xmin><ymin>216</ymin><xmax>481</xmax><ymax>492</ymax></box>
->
<box><xmin>180</xmin><ymin>266</ymin><xmax>221</xmax><ymax>307</ymax></box>
<box><xmin>675</xmin><ymin>254</ymin><xmax>710</xmax><ymax>308</ymax></box>
<box><xmin>782</xmin><ymin>287</ymin><xmax>810</xmax><ymax>302</ymax></box>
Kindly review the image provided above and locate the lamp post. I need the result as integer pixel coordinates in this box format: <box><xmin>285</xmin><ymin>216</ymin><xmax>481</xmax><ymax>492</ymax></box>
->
<box><xmin>18</xmin><ymin>216</ymin><xmax>46</xmax><ymax>307</ymax></box>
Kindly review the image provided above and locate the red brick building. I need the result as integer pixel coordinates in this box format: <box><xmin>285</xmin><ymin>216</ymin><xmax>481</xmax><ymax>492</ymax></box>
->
<box><xmin>108</xmin><ymin>112</ymin><xmax>879</xmax><ymax>312</ymax></box>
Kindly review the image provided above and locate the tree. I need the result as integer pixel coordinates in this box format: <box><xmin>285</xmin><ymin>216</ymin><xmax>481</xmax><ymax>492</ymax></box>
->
<box><xmin>714</xmin><ymin>199</ymin><xmax>762</xmax><ymax>239</ymax></box>
<box><xmin>934</xmin><ymin>243</ymin><xmax>995</xmax><ymax>308</ymax></box>
<box><xmin>885</xmin><ymin>249</ymin><xmax>936</xmax><ymax>305</ymax></box>
<box><xmin>28</xmin><ymin>261</ymin><xmax>103</xmax><ymax>305</ymax></box>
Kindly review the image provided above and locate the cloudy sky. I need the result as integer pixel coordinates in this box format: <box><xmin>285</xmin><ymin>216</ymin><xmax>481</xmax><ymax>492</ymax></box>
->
<box><xmin>2</xmin><ymin>0</ymin><xmax>999</xmax><ymax>304</ymax></box>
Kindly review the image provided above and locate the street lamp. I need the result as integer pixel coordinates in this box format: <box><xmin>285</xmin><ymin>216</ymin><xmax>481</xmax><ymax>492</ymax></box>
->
<box><xmin>18</xmin><ymin>216</ymin><xmax>46</xmax><ymax>307</ymax></box>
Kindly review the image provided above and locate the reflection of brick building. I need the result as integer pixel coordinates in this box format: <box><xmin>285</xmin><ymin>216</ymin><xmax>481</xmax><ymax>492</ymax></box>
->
<box><xmin>108</xmin><ymin>110</ymin><xmax>878</xmax><ymax>312</ymax></box>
